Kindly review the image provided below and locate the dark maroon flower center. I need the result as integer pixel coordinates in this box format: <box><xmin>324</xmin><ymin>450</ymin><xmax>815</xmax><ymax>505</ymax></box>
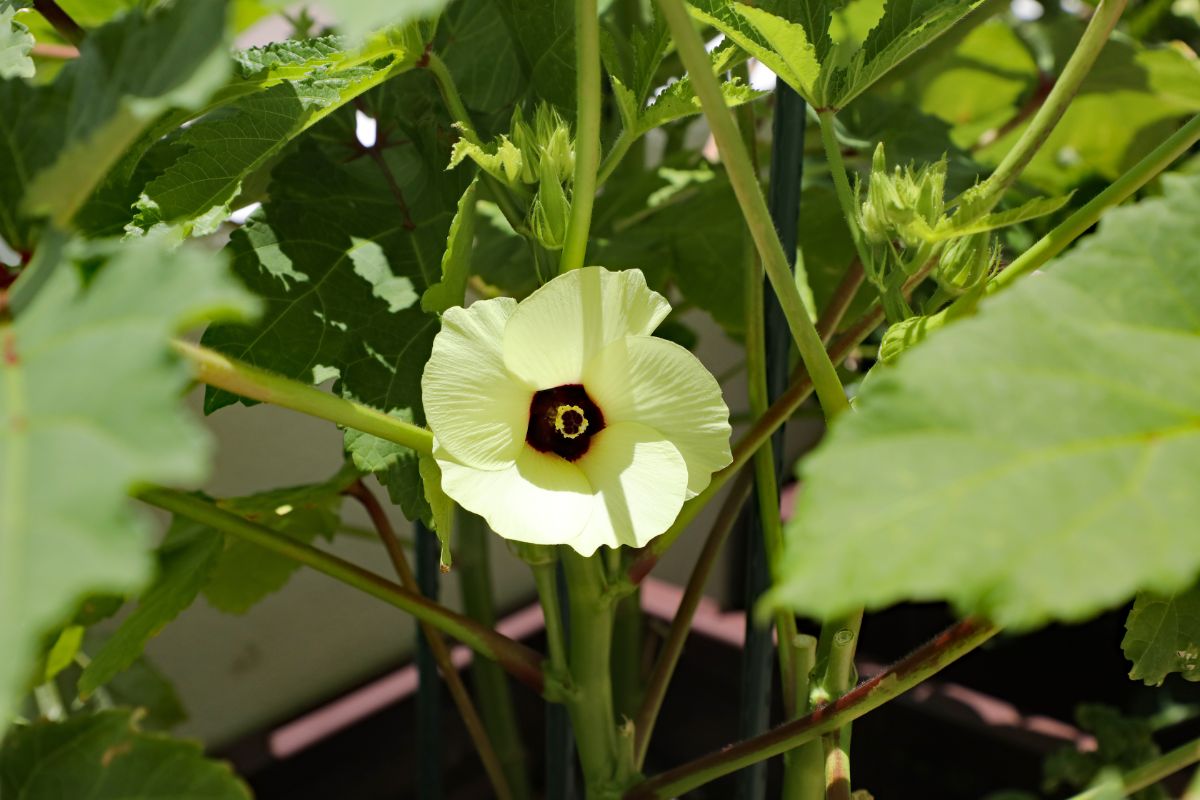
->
<box><xmin>525</xmin><ymin>384</ymin><xmax>605</xmax><ymax>462</ymax></box>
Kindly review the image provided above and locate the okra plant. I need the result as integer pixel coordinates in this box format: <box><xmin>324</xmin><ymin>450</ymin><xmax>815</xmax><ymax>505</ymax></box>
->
<box><xmin>2</xmin><ymin>0</ymin><xmax>1200</xmax><ymax>797</ymax></box>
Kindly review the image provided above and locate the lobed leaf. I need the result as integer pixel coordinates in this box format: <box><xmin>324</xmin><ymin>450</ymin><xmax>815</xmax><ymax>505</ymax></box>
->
<box><xmin>769</xmin><ymin>173</ymin><xmax>1200</xmax><ymax>629</ymax></box>
<box><xmin>0</xmin><ymin>235</ymin><xmax>256</xmax><ymax>732</ymax></box>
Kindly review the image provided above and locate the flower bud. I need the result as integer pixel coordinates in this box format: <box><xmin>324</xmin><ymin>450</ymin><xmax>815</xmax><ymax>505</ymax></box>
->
<box><xmin>936</xmin><ymin>233</ymin><xmax>993</xmax><ymax>295</ymax></box>
<box><xmin>530</xmin><ymin>158</ymin><xmax>570</xmax><ymax>250</ymax></box>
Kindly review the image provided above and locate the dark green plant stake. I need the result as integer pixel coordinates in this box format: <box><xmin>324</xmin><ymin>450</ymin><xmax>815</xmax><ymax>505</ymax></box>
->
<box><xmin>416</xmin><ymin>521</ymin><xmax>443</xmax><ymax>800</ymax></box>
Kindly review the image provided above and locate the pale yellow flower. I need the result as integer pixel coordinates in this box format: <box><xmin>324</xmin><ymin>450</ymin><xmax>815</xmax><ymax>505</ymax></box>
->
<box><xmin>422</xmin><ymin>267</ymin><xmax>732</xmax><ymax>555</ymax></box>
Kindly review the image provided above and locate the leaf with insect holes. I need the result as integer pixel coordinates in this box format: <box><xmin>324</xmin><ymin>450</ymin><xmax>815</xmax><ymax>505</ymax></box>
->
<box><xmin>768</xmin><ymin>173</ymin><xmax>1200</xmax><ymax>629</ymax></box>
<box><xmin>1123</xmin><ymin>584</ymin><xmax>1200</xmax><ymax>686</ymax></box>
<box><xmin>0</xmin><ymin>235</ymin><xmax>256</xmax><ymax>734</ymax></box>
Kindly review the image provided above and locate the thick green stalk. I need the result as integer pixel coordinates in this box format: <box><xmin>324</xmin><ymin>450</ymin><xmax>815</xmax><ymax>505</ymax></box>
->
<box><xmin>138</xmin><ymin>487</ymin><xmax>544</xmax><ymax>692</ymax></box>
<box><xmin>560</xmin><ymin>0</ymin><xmax>602</xmax><ymax>273</ymax></box>
<box><xmin>561</xmin><ymin>549</ymin><xmax>623</xmax><ymax>797</ymax></box>
<box><xmin>173</xmin><ymin>340</ymin><xmax>433</xmax><ymax>456</ymax></box>
<box><xmin>1068</xmin><ymin>736</ymin><xmax>1200</xmax><ymax>799</ymax></box>
<box><xmin>970</xmin><ymin>0</ymin><xmax>1128</xmax><ymax>211</ymax></box>
<box><xmin>458</xmin><ymin>515</ymin><xmax>532</xmax><ymax>800</ymax></box>
<box><xmin>992</xmin><ymin>112</ymin><xmax>1200</xmax><ymax>291</ymax></box>
<box><xmin>781</xmin><ymin>637</ymin><xmax>823</xmax><ymax>799</ymax></box>
<box><xmin>656</xmin><ymin>0</ymin><xmax>850</xmax><ymax>421</ymax></box>
<box><xmin>624</xmin><ymin>618</ymin><xmax>1000</xmax><ymax>799</ymax></box>
<box><xmin>611</xmin><ymin>589</ymin><xmax>644</xmax><ymax>721</ymax></box>
<box><xmin>817</xmin><ymin>111</ymin><xmax>874</xmax><ymax>277</ymax></box>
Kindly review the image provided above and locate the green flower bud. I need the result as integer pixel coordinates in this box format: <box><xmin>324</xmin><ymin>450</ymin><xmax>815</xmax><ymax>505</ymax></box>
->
<box><xmin>935</xmin><ymin>233</ymin><xmax>993</xmax><ymax>295</ymax></box>
<box><xmin>530</xmin><ymin>158</ymin><xmax>570</xmax><ymax>250</ymax></box>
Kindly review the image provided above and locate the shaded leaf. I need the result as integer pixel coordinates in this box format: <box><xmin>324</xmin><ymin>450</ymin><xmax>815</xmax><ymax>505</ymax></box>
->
<box><xmin>769</xmin><ymin>173</ymin><xmax>1200</xmax><ymax>629</ymax></box>
<box><xmin>79</xmin><ymin>522</ymin><xmax>224</xmax><ymax>696</ymax></box>
<box><xmin>0</xmin><ymin>710</ymin><xmax>250</xmax><ymax>799</ymax></box>
<box><xmin>422</xmin><ymin>179</ymin><xmax>478</xmax><ymax>313</ymax></box>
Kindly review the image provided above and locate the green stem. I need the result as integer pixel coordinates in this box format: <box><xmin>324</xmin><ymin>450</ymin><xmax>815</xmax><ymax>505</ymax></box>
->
<box><xmin>657</xmin><ymin>0</ymin><xmax>850</xmax><ymax>421</ymax></box>
<box><xmin>597</xmin><ymin>128</ymin><xmax>636</xmax><ymax>186</ymax></box>
<box><xmin>817</xmin><ymin>111</ymin><xmax>874</xmax><ymax>278</ymax></box>
<box><xmin>560</xmin><ymin>0</ymin><xmax>602</xmax><ymax>273</ymax></box>
<box><xmin>1068</xmin><ymin>736</ymin><xmax>1200</xmax><ymax>799</ymax></box>
<box><xmin>991</xmin><ymin>112</ymin><xmax>1200</xmax><ymax>291</ymax></box>
<box><xmin>624</xmin><ymin>618</ymin><xmax>1000</xmax><ymax>799</ymax></box>
<box><xmin>174</xmin><ymin>340</ymin><xmax>432</xmax><ymax>456</ymax></box>
<box><xmin>970</xmin><ymin>0</ymin><xmax>1128</xmax><ymax>211</ymax></box>
<box><xmin>138</xmin><ymin>487</ymin><xmax>544</xmax><ymax>692</ymax></box>
<box><xmin>633</xmin><ymin>468</ymin><xmax>755</xmax><ymax>768</ymax></box>
<box><xmin>611</xmin><ymin>588</ymin><xmax>644</xmax><ymax>721</ymax></box>
<box><xmin>425</xmin><ymin>53</ymin><xmax>477</xmax><ymax>144</ymax></box>
<box><xmin>781</xmin><ymin>638</ymin><xmax>823</xmax><ymax>799</ymax></box>
<box><xmin>823</xmin><ymin>728</ymin><xmax>852</xmax><ymax>800</ymax></box>
<box><xmin>1186</xmin><ymin>763</ymin><xmax>1200</xmax><ymax>800</ymax></box>
<box><xmin>32</xmin><ymin>681</ymin><xmax>65</xmax><ymax>721</ymax></box>
<box><xmin>425</xmin><ymin>52</ymin><xmax>531</xmax><ymax>238</ymax></box>
<box><xmin>561</xmin><ymin>549</ymin><xmax>623</xmax><ymax>796</ymax></box>
<box><xmin>530</xmin><ymin>560</ymin><xmax>569</xmax><ymax>676</ymax></box>
<box><xmin>346</xmin><ymin>484</ymin><xmax>518</xmax><ymax>800</ymax></box>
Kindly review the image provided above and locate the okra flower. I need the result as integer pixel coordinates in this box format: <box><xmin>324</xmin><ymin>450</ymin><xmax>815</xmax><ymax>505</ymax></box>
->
<box><xmin>422</xmin><ymin>267</ymin><xmax>732</xmax><ymax>555</ymax></box>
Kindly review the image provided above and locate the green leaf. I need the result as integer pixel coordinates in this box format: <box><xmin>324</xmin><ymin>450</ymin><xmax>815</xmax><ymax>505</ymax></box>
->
<box><xmin>23</xmin><ymin>0</ymin><xmax>232</xmax><ymax>227</ymax></box>
<box><xmin>201</xmin><ymin>478</ymin><xmax>349</xmax><ymax>613</ymax></box>
<box><xmin>43</xmin><ymin>625</ymin><xmax>84</xmax><ymax>683</ymax></box>
<box><xmin>831</xmin><ymin>0</ymin><xmax>989</xmax><ymax>107</ymax></box>
<box><xmin>0</xmin><ymin>710</ymin><xmax>250</xmax><ymax>799</ymax></box>
<box><xmin>102</xmin><ymin>656</ymin><xmax>188</xmax><ymax>731</ymax></box>
<box><xmin>687</xmin><ymin>0</ymin><xmax>830</xmax><ymax>105</ymax></box>
<box><xmin>438</xmin><ymin>0</ymin><xmax>526</xmax><ymax>115</ymax></box>
<box><xmin>422</xmin><ymin>179</ymin><xmax>478</xmax><ymax>313</ymax></box>
<box><xmin>637</xmin><ymin>73</ymin><xmax>763</xmax><ymax>136</ymax></box>
<box><xmin>0</xmin><ymin>235</ymin><xmax>256</xmax><ymax>732</ymax></box>
<box><xmin>79</xmin><ymin>521</ymin><xmax>224</xmax><ymax>697</ymax></box>
<box><xmin>1045</xmin><ymin>706</ymin><xmax>1165</xmax><ymax>800</ymax></box>
<box><xmin>132</xmin><ymin>57</ymin><xmax>419</xmax><ymax>237</ymax></box>
<box><xmin>233</xmin><ymin>34</ymin><xmax>346</xmax><ymax>79</ymax></box>
<box><xmin>0</xmin><ymin>6</ymin><xmax>33</xmax><ymax>80</ymax></box>
<box><xmin>1123</xmin><ymin>584</ymin><xmax>1200</xmax><ymax>686</ymax></box>
<box><xmin>202</xmin><ymin>76</ymin><xmax>466</xmax><ymax>522</ymax></box>
<box><xmin>769</xmin><ymin>173</ymin><xmax>1200</xmax><ymax>629</ymax></box>
<box><xmin>494</xmin><ymin>0</ymin><xmax>575</xmax><ymax>110</ymax></box>
<box><xmin>931</xmin><ymin>193</ymin><xmax>1072</xmax><ymax>241</ymax></box>
<box><xmin>732</xmin><ymin>5</ymin><xmax>821</xmax><ymax>99</ymax></box>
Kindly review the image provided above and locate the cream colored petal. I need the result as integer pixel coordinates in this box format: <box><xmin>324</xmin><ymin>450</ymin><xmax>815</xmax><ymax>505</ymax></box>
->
<box><xmin>422</xmin><ymin>297</ymin><xmax>532</xmax><ymax>469</ymax></box>
<box><xmin>503</xmin><ymin>267</ymin><xmax>671</xmax><ymax>389</ymax></box>
<box><xmin>568</xmin><ymin>421</ymin><xmax>688</xmax><ymax>554</ymax></box>
<box><xmin>583</xmin><ymin>335</ymin><xmax>732</xmax><ymax>498</ymax></box>
<box><xmin>437</xmin><ymin>445</ymin><xmax>594</xmax><ymax>546</ymax></box>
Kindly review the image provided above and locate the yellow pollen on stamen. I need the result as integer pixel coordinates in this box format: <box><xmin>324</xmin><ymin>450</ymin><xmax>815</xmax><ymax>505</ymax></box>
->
<box><xmin>553</xmin><ymin>404</ymin><xmax>588</xmax><ymax>439</ymax></box>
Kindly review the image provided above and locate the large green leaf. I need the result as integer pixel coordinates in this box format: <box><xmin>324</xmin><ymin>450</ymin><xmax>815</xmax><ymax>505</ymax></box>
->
<box><xmin>493</xmin><ymin>0</ymin><xmax>575</xmax><ymax>110</ymax></box>
<box><xmin>831</xmin><ymin>0</ymin><xmax>989</xmax><ymax>107</ymax></box>
<box><xmin>201</xmin><ymin>74</ymin><xmax>468</xmax><ymax>513</ymax></box>
<box><xmin>78</xmin><ymin>521</ymin><xmax>223</xmax><ymax>696</ymax></box>
<box><xmin>22</xmin><ymin>0</ymin><xmax>232</xmax><ymax>228</ymax></box>
<box><xmin>0</xmin><ymin>710</ymin><xmax>250</xmax><ymax>799</ymax></box>
<box><xmin>200</xmin><ymin>477</ymin><xmax>349</xmax><ymax>613</ymax></box>
<box><xmin>131</xmin><ymin>50</ymin><xmax>420</xmax><ymax>237</ymax></box>
<box><xmin>768</xmin><ymin>173</ymin><xmax>1200</xmax><ymax>629</ymax></box>
<box><xmin>1123</xmin><ymin>584</ymin><xmax>1200</xmax><ymax>686</ymax></box>
<box><xmin>0</xmin><ymin>236</ymin><xmax>256</xmax><ymax>731</ymax></box>
<box><xmin>438</xmin><ymin>0</ymin><xmax>525</xmax><ymax>116</ymax></box>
